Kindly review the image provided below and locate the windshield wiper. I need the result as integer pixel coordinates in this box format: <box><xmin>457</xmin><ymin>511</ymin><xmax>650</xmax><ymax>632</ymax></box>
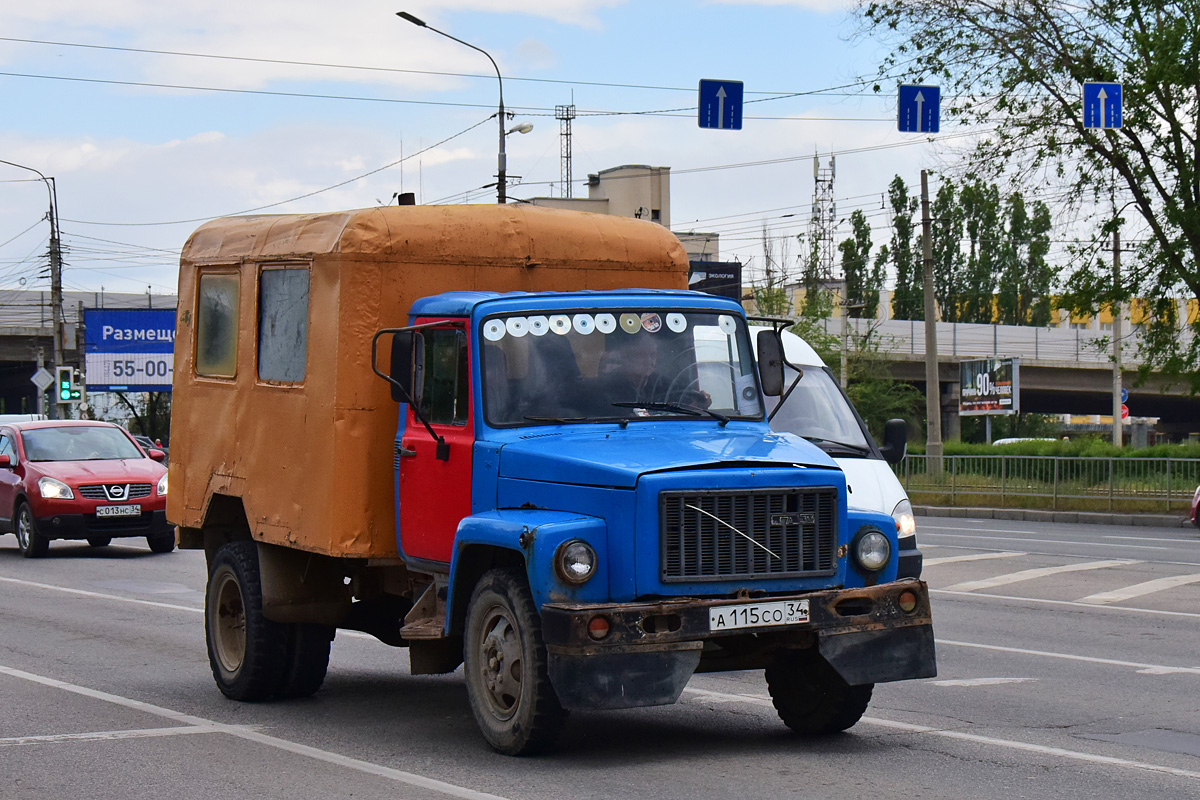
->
<box><xmin>611</xmin><ymin>401</ymin><xmax>730</xmax><ymax>427</ymax></box>
<box><xmin>525</xmin><ymin>415</ymin><xmax>632</xmax><ymax>428</ymax></box>
<box><xmin>801</xmin><ymin>435</ymin><xmax>871</xmax><ymax>455</ymax></box>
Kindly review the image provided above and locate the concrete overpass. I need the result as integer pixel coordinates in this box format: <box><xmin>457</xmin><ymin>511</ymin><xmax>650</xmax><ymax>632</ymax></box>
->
<box><xmin>820</xmin><ymin>317</ymin><xmax>1200</xmax><ymax>439</ymax></box>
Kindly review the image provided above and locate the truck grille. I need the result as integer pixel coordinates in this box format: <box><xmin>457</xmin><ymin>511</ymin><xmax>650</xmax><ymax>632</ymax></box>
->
<box><xmin>659</xmin><ymin>488</ymin><xmax>838</xmax><ymax>582</ymax></box>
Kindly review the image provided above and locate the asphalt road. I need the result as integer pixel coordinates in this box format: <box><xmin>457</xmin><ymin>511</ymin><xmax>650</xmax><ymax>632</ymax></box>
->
<box><xmin>2</xmin><ymin>517</ymin><xmax>1199</xmax><ymax>799</ymax></box>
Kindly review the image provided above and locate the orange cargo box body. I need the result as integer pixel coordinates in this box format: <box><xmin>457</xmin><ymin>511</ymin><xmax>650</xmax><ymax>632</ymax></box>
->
<box><xmin>168</xmin><ymin>204</ymin><xmax>688</xmax><ymax>559</ymax></box>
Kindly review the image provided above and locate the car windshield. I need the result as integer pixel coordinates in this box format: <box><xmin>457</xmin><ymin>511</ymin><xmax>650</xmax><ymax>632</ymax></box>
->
<box><xmin>765</xmin><ymin>366</ymin><xmax>871</xmax><ymax>451</ymax></box>
<box><xmin>480</xmin><ymin>309</ymin><xmax>763</xmax><ymax>427</ymax></box>
<box><xmin>22</xmin><ymin>426</ymin><xmax>144</xmax><ymax>462</ymax></box>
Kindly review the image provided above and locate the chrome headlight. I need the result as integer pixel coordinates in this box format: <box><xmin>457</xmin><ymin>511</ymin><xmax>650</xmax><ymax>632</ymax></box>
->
<box><xmin>555</xmin><ymin>540</ymin><xmax>597</xmax><ymax>584</ymax></box>
<box><xmin>892</xmin><ymin>499</ymin><xmax>916</xmax><ymax>539</ymax></box>
<box><xmin>157</xmin><ymin>472</ymin><xmax>168</xmax><ymax>496</ymax></box>
<box><xmin>852</xmin><ymin>526</ymin><xmax>891</xmax><ymax>572</ymax></box>
<box><xmin>38</xmin><ymin>476</ymin><xmax>74</xmax><ymax>500</ymax></box>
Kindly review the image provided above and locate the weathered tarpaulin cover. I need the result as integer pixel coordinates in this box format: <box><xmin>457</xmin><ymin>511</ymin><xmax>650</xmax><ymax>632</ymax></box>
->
<box><xmin>168</xmin><ymin>204</ymin><xmax>688</xmax><ymax>557</ymax></box>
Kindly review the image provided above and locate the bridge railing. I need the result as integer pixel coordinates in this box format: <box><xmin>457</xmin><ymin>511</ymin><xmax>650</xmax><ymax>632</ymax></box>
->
<box><xmin>896</xmin><ymin>455</ymin><xmax>1200</xmax><ymax>513</ymax></box>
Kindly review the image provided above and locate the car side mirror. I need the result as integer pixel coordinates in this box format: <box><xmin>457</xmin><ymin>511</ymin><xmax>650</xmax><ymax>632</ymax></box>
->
<box><xmin>878</xmin><ymin>418</ymin><xmax>908</xmax><ymax>465</ymax></box>
<box><xmin>0</xmin><ymin>454</ymin><xmax>11</xmax><ymax>468</ymax></box>
<box><xmin>756</xmin><ymin>329</ymin><xmax>785</xmax><ymax>397</ymax></box>
<box><xmin>147</xmin><ymin>448</ymin><xmax>166</xmax><ymax>462</ymax></box>
<box><xmin>388</xmin><ymin>330</ymin><xmax>417</xmax><ymax>403</ymax></box>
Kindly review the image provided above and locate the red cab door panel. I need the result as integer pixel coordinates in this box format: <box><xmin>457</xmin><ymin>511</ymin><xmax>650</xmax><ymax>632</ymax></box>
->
<box><xmin>397</xmin><ymin>322</ymin><xmax>473</xmax><ymax>563</ymax></box>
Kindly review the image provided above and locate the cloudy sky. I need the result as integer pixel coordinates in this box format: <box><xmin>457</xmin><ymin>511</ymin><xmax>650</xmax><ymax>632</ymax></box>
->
<box><xmin>0</xmin><ymin>0</ymin><xmax>953</xmax><ymax>297</ymax></box>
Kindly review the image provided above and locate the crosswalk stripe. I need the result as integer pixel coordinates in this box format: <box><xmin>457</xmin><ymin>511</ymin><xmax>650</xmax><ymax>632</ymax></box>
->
<box><xmin>924</xmin><ymin>551</ymin><xmax>1027</xmax><ymax>566</ymax></box>
<box><xmin>1077</xmin><ymin>572</ymin><xmax>1200</xmax><ymax>605</ymax></box>
<box><xmin>942</xmin><ymin>559</ymin><xmax>1139</xmax><ymax>592</ymax></box>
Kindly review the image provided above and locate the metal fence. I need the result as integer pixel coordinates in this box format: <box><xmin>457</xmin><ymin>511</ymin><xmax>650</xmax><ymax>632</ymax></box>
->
<box><xmin>896</xmin><ymin>455</ymin><xmax>1200</xmax><ymax>513</ymax></box>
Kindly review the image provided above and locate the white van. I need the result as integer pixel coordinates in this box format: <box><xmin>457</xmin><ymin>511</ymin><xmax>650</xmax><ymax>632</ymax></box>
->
<box><xmin>754</xmin><ymin>329</ymin><xmax>922</xmax><ymax>579</ymax></box>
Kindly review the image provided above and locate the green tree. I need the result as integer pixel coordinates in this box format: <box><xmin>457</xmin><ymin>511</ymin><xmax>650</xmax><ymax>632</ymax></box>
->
<box><xmin>108</xmin><ymin>391</ymin><xmax>172</xmax><ymax>444</ymax></box>
<box><xmin>930</xmin><ymin>180</ymin><xmax>965</xmax><ymax>322</ymax></box>
<box><xmin>958</xmin><ymin>180</ymin><xmax>1001</xmax><ymax>323</ymax></box>
<box><xmin>838</xmin><ymin>209</ymin><xmax>879</xmax><ymax>318</ymax></box>
<box><xmin>753</xmin><ymin>222</ymin><xmax>792</xmax><ymax>316</ymax></box>
<box><xmin>997</xmin><ymin>193</ymin><xmax>1056</xmax><ymax>325</ymax></box>
<box><xmin>859</xmin><ymin>0</ymin><xmax>1200</xmax><ymax>387</ymax></box>
<box><xmin>885</xmin><ymin>176</ymin><xmax>922</xmax><ymax>320</ymax></box>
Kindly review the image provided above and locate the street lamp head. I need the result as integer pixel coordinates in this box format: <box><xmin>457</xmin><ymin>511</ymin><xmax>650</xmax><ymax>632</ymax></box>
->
<box><xmin>396</xmin><ymin>11</ymin><xmax>426</xmax><ymax>27</ymax></box>
<box><xmin>507</xmin><ymin>122</ymin><xmax>534</xmax><ymax>135</ymax></box>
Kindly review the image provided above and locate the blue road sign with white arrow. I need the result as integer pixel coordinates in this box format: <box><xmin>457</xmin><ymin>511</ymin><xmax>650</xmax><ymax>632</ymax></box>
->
<box><xmin>1082</xmin><ymin>82</ymin><xmax>1122</xmax><ymax>129</ymax></box>
<box><xmin>898</xmin><ymin>85</ymin><xmax>940</xmax><ymax>133</ymax></box>
<box><xmin>698</xmin><ymin>79</ymin><xmax>743</xmax><ymax>130</ymax></box>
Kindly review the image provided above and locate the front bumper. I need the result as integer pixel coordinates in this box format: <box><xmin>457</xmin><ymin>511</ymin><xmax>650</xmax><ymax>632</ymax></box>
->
<box><xmin>34</xmin><ymin>509</ymin><xmax>172</xmax><ymax>540</ymax></box>
<box><xmin>541</xmin><ymin>580</ymin><xmax>936</xmax><ymax>710</ymax></box>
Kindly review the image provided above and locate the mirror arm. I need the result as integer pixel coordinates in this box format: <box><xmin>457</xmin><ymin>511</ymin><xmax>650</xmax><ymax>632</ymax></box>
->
<box><xmin>372</xmin><ymin>321</ymin><xmax>465</xmax><ymax>463</ymax></box>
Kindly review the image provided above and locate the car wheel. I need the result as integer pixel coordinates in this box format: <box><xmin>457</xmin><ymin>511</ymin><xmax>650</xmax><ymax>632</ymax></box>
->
<box><xmin>15</xmin><ymin>502</ymin><xmax>49</xmax><ymax>558</ymax></box>
<box><xmin>765</xmin><ymin>650</ymin><xmax>873</xmax><ymax>735</ymax></box>
<box><xmin>463</xmin><ymin>568</ymin><xmax>566</xmax><ymax>755</ymax></box>
<box><xmin>205</xmin><ymin>541</ymin><xmax>287</xmax><ymax>701</ymax></box>
<box><xmin>147</xmin><ymin>532</ymin><xmax>175</xmax><ymax>554</ymax></box>
<box><xmin>87</xmin><ymin>536</ymin><xmax>112</xmax><ymax>548</ymax></box>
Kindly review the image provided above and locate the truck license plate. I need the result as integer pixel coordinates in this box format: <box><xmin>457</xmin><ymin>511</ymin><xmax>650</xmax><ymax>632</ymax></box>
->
<box><xmin>709</xmin><ymin>599</ymin><xmax>809</xmax><ymax>632</ymax></box>
<box><xmin>96</xmin><ymin>504</ymin><xmax>141</xmax><ymax>518</ymax></box>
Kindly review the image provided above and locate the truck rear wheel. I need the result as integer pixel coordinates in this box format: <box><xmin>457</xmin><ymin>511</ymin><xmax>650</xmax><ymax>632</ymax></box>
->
<box><xmin>278</xmin><ymin>623</ymin><xmax>334</xmax><ymax>699</ymax></box>
<box><xmin>765</xmin><ymin>650</ymin><xmax>873</xmax><ymax>735</ymax></box>
<box><xmin>464</xmin><ymin>568</ymin><xmax>565</xmax><ymax>755</ymax></box>
<box><xmin>205</xmin><ymin>541</ymin><xmax>287</xmax><ymax>701</ymax></box>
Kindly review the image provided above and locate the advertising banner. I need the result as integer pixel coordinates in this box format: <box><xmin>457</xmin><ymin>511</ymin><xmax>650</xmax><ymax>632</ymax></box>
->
<box><xmin>959</xmin><ymin>357</ymin><xmax>1019</xmax><ymax>416</ymax></box>
<box><xmin>83</xmin><ymin>308</ymin><xmax>176</xmax><ymax>392</ymax></box>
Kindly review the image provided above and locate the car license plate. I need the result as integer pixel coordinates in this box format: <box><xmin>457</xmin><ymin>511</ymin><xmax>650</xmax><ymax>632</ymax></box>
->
<box><xmin>709</xmin><ymin>599</ymin><xmax>809</xmax><ymax>632</ymax></box>
<box><xmin>96</xmin><ymin>504</ymin><xmax>141</xmax><ymax>518</ymax></box>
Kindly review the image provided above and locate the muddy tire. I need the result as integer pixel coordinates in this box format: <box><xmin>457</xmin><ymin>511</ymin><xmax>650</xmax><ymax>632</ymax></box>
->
<box><xmin>278</xmin><ymin>623</ymin><xmax>334</xmax><ymax>699</ymax></box>
<box><xmin>464</xmin><ymin>568</ymin><xmax>565</xmax><ymax>755</ymax></box>
<box><xmin>15</xmin><ymin>502</ymin><xmax>49</xmax><ymax>558</ymax></box>
<box><xmin>765</xmin><ymin>650</ymin><xmax>873</xmax><ymax>735</ymax></box>
<box><xmin>205</xmin><ymin>541</ymin><xmax>287</xmax><ymax>701</ymax></box>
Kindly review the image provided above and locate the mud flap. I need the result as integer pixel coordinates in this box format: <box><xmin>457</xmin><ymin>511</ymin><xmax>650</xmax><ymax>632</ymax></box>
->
<box><xmin>818</xmin><ymin>624</ymin><xmax>937</xmax><ymax>685</ymax></box>
<box><xmin>547</xmin><ymin>642</ymin><xmax>703</xmax><ymax>710</ymax></box>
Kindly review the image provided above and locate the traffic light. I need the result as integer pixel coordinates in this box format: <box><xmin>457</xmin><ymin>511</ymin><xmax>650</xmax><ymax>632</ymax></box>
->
<box><xmin>56</xmin><ymin>366</ymin><xmax>82</xmax><ymax>403</ymax></box>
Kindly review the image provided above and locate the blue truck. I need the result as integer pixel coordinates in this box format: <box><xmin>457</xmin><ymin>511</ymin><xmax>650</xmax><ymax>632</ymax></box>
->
<box><xmin>170</xmin><ymin>205</ymin><xmax>935</xmax><ymax>756</ymax></box>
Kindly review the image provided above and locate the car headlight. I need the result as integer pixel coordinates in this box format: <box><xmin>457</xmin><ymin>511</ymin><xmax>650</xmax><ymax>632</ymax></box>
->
<box><xmin>555</xmin><ymin>540</ymin><xmax>597</xmax><ymax>584</ymax></box>
<box><xmin>38</xmin><ymin>476</ymin><xmax>74</xmax><ymax>500</ymax></box>
<box><xmin>852</xmin><ymin>526</ymin><xmax>891</xmax><ymax>572</ymax></box>
<box><xmin>157</xmin><ymin>472</ymin><xmax>168</xmax><ymax>496</ymax></box>
<box><xmin>892</xmin><ymin>499</ymin><xmax>916</xmax><ymax>539</ymax></box>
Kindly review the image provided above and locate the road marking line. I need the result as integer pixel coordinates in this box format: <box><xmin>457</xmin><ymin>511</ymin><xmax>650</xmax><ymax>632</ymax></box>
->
<box><xmin>0</xmin><ymin>576</ymin><xmax>202</xmax><ymax>613</ymax></box>
<box><xmin>924</xmin><ymin>552</ymin><xmax>1027</xmax><ymax>566</ymax></box>
<box><xmin>931</xmin><ymin>677</ymin><xmax>1036</xmax><ymax>687</ymax></box>
<box><xmin>1105</xmin><ymin>535</ymin><xmax>1200</xmax><ymax>544</ymax></box>
<box><xmin>938</xmin><ymin>639</ymin><xmax>1200</xmax><ymax>676</ymax></box>
<box><xmin>921</xmin><ymin>533</ymin><xmax>1170</xmax><ymax>551</ymax></box>
<box><xmin>1077</xmin><ymin>572</ymin><xmax>1200</xmax><ymax>605</ymax></box>
<box><xmin>942</xmin><ymin>559</ymin><xmax>1138</xmax><ymax>592</ymax></box>
<box><xmin>0</xmin><ymin>726</ymin><xmax>220</xmax><ymax>747</ymax></box>
<box><xmin>0</xmin><ymin>664</ymin><xmax>510</xmax><ymax>800</ymax></box>
<box><xmin>682</xmin><ymin>686</ymin><xmax>1200</xmax><ymax>780</ymax></box>
<box><xmin>934</xmin><ymin>587</ymin><xmax>1200</xmax><ymax>619</ymax></box>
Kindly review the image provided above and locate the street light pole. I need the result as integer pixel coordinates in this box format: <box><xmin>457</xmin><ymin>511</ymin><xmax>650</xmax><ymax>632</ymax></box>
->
<box><xmin>397</xmin><ymin>11</ymin><xmax>508</xmax><ymax>204</ymax></box>
<box><xmin>1</xmin><ymin>158</ymin><xmax>64</xmax><ymax>419</ymax></box>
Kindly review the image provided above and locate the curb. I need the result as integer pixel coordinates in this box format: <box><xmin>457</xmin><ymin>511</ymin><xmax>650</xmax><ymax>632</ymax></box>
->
<box><xmin>914</xmin><ymin>505</ymin><xmax>1195</xmax><ymax>529</ymax></box>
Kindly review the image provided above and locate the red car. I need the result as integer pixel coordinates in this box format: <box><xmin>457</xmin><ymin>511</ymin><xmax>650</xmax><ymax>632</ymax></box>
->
<box><xmin>1191</xmin><ymin>485</ymin><xmax>1200</xmax><ymax>530</ymax></box>
<box><xmin>0</xmin><ymin>420</ymin><xmax>171</xmax><ymax>558</ymax></box>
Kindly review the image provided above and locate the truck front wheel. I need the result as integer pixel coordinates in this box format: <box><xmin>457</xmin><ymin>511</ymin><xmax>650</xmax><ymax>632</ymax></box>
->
<box><xmin>205</xmin><ymin>541</ymin><xmax>287</xmax><ymax>701</ymax></box>
<box><xmin>765</xmin><ymin>650</ymin><xmax>873</xmax><ymax>735</ymax></box>
<box><xmin>464</xmin><ymin>568</ymin><xmax>566</xmax><ymax>755</ymax></box>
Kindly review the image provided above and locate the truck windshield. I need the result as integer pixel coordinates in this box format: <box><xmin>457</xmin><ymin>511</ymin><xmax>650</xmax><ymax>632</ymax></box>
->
<box><xmin>480</xmin><ymin>310</ymin><xmax>763</xmax><ymax>427</ymax></box>
<box><xmin>765</xmin><ymin>366</ymin><xmax>871</xmax><ymax>451</ymax></box>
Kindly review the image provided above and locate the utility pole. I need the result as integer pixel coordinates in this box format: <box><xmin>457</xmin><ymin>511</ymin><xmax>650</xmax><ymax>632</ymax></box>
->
<box><xmin>921</xmin><ymin>170</ymin><xmax>943</xmax><ymax>470</ymax></box>
<box><xmin>1111</xmin><ymin>224</ymin><xmax>1123</xmax><ymax>447</ymax></box>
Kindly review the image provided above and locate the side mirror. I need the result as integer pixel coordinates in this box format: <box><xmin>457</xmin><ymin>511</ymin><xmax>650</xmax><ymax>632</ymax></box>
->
<box><xmin>0</xmin><ymin>454</ymin><xmax>11</xmax><ymax>468</ymax></box>
<box><xmin>147</xmin><ymin>448</ymin><xmax>167</xmax><ymax>462</ymax></box>
<box><xmin>878</xmin><ymin>418</ymin><xmax>908</xmax><ymax>465</ymax></box>
<box><xmin>756</xmin><ymin>329</ymin><xmax>785</xmax><ymax>397</ymax></box>
<box><xmin>388</xmin><ymin>330</ymin><xmax>416</xmax><ymax>403</ymax></box>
